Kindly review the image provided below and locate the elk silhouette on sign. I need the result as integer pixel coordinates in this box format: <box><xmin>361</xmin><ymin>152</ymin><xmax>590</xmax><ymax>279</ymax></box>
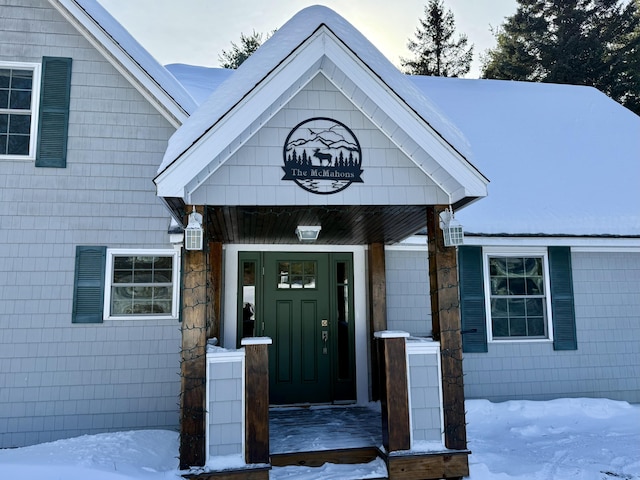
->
<box><xmin>313</xmin><ymin>148</ymin><xmax>333</xmax><ymax>167</ymax></box>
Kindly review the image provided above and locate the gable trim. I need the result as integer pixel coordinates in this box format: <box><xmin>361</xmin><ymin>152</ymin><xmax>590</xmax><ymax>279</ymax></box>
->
<box><xmin>49</xmin><ymin>0</ymin><xmax>191</xmax><ymax>128</ymax></box>
<box><xmin>155</xmin><ymin>26</ymin><xmax>488</xmax><ymax>204</ymax></box>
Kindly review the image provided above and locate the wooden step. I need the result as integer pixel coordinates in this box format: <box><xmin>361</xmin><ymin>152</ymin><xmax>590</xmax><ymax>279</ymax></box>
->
<box><xmin>270</xmin><ymin>446</ymin><xmax>382</xmax><ymax>467</ymax></box>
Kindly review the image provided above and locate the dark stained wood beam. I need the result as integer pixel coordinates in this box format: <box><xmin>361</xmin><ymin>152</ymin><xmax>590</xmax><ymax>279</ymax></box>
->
<box><xmin>376</xmin><ymin>333</ymin><xmax>411</xmax><ymax>453</ymax></box>
<box><xmin>427</xmin><ymin>205</ymin><xmax>467</xmax><ymax>451</ymax></box>
<box><xmin>368</xmin><ymin>243</ymin><xmax>387</xmax><ymax>400</ymax></box>
<box><xmin>179</xmin><ymin>206</ymin><xmax>208</xmax><ymax>469</ymax></box>
<box><xmin>386</xmin><ymin>451</ymin><xmax>469</xmax><ymax>479</ymax></box>
<box><xmin>243</xmin><ymin>339</ymin><xmax>271</xmax><ymax>465</ymax></box>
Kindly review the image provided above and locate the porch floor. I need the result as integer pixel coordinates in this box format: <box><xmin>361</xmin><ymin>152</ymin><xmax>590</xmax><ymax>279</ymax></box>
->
<box><xmin>269</xmin><ymin>404</ymin><xmax>383</xmax><ymax>454</ymax></box>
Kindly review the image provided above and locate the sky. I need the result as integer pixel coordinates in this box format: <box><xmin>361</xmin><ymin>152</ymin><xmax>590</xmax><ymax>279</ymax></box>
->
<box><xmin>97</xmin><ymin>0</ymin><xmax>517</xmax><ymax>78</ymax></box>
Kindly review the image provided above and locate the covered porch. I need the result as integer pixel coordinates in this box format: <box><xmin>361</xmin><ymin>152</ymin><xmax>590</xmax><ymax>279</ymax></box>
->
<box><xmin>185</xmin><ymin>324</ymin><xmax>468</xmax><ymax>480</ymax></box>
<box><xmin>174</xmin><ymin>202</ymin><xmax>470</xmax><ymax>480</ymax></box>
<box><xmin>153</xmin><ymin>7</ymin><xmax>489</xmax><ymax>478</ymax></box>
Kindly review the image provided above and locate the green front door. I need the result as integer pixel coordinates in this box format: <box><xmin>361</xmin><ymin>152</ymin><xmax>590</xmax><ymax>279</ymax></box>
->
<box><xmin>238</xmin><ymin>252</ymin><xmax>356</xmax><ymax>405</ymax></box>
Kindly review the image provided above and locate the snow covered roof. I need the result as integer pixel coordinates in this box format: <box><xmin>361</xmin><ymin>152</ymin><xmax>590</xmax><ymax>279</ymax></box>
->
<box><xmin>156</xmin><ymin>5</ymin><xmax>477</xmax><ymax>179</ymax></box>
<box><xmin>410</xmin><ymin>77</ymin><xmax>640</xmax><ymax>237</ymax></box>
<box><xmin>167</xmin><ymin>66</ymin><xmax>640</xmax><ymax>237</ymax></box>
<box><xmin>50</xmin><ymin>0</ymin><xmax>197</xmax><ymax>126</ymax></box>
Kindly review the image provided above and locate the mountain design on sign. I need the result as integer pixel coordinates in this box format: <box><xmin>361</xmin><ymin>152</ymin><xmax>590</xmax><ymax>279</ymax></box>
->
<box><xmin>287</xmin><ymin>125</ymin><xmax>360</xmax><ymax>155</ymax></box>
<box><xmin>282</xmin><ymin>118</ymin><xmax>363</xmax><ymax>195</ymax></box>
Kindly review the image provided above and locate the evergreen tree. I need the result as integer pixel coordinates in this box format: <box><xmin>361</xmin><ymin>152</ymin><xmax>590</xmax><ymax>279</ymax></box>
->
<box><xmin>482</xmin><ymin>0</ymin><xmax>640</xmax><ymax>114</ymax></box>
<box><xmin>401</xmin><ymin>0</ymin><xmax>473</xmax><ymax>77</ymax></box>
<box><xmin>218</xmin><ymin>30</ymin><xmax>274</xmax><ymax>69</ymax></box>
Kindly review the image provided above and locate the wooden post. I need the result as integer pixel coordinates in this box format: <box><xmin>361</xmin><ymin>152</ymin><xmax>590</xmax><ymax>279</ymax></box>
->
<box><xmin>242</xmin><ymin>338</ymin><xmax>272</xmax><ymax>465</ymax></box>
<box><xmin>368</xmin><ymin>243</ymin><xmax>387</xmax><ymax>400</ymax></box>
<box><xmin>207</xmin><ymin>242</ymin><xmax>223</xmax><ymax>340</ymax></box>
<box><xmin>375</xmin><ymin>331</ymin><xmax>411</xmax><ymax>453</ymax></box>
<box><xmin>427</xmin><ymin>205</ymin><xmax>467</xmax><ymax>451</ymax></box>
<box><xmin>180</xmin><ymin>206</ymin><xmax>208</xmax><ymax>469</ymax></box>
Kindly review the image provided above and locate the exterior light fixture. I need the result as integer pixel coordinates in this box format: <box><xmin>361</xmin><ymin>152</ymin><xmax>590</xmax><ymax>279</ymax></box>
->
<box><xmin>184</xmin><ymin>206</ymin><xmax>204</xmax><ymax>251</ymax></box>
<box><xmin>295</xmin><ymin>225</ymin><xmax>321</xmax><ymax>243</ymax></box>
<box><xmin>439</xmin><ymin>207</ymin><xmax>464</xmax><ymax>247</ymax></box>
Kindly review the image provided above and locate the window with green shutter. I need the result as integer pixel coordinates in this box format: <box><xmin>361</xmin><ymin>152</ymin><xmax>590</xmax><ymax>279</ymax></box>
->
<box><xmin>459</xmin><ymin>246</ymin><xmax>488</xmax><ymax>352</ymax></box>
<box><xmin>459</xmin><ymin>246</ymin><xmax>577</xmax><ymax>351</ymax></box>
<box><xmin>548</xmin><ymin>246</ymin><xmax>577</xmax><ymax>350</ymax></box>
<box><xmin>104</xmin><ymin>249</ymin><xmax>180</xmax><ymax>320</ymax></box>
<box><xmin>72</xmin><ymin>246</ymin><xmax>107</xmax><ymax>324</ymax></box>
<box><xmin>36</xmin><ymin>56</ymin><xmax>72</xmax><ymax>168</ymax></box>
<box><xmin>0</xmin><ymin>62</ymin><xmax>40</xmax><ymax>158</ymax></box>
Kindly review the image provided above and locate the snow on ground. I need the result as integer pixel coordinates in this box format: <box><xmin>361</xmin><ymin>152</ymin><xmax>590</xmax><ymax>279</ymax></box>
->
<box><xmin>0</xmin><ymin>398</ymin><xmax>638</xmax><ymax>480</ymax></box>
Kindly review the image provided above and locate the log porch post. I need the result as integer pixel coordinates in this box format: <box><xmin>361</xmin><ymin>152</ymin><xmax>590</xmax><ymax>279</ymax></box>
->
<box><xmin>179</xmin><ymin>206</ymin><xmax>208</xmax><ymax>469</ymax></box>
<box><xmin>427</xmin><ymin>205</ymin><xmax>467</xmax><ymax>451</ymax></box>
<box><xmin>368</xmin><ymin>243</ymin><xmax>387</xmax><ymax>400</ymax></box>
<box><xmin>374</xmin><ymin>331</ymin><xmax>411</xmax><ymax>453</ymax></box>
<box><xmin>242</xmin><ymin>337</ymin><xmax>272</xmax><ymax>465</ymax></box>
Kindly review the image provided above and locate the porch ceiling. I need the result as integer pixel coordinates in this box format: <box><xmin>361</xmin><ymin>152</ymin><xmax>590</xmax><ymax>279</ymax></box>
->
<box><xmin>205</xmin><ymin>205</ymin><xmax>430</xmax><ymax>245</ymax></box>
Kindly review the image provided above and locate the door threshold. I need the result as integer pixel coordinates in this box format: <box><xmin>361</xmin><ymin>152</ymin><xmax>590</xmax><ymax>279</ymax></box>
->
<box><xmin>269</xmin><ymin>401</ymin><xmax>356</xmax><ymax>409</ymax></box>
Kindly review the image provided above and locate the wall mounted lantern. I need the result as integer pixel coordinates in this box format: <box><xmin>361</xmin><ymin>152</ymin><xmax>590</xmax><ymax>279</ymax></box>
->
<box><xmin>295</xmin><ymin>225</ymin><xmax>321</xmax><ymax>243</ymax></box>
<box><xmin>184</xmin><ymin>206</ymin><xmax>204</xmax><ymax>251</ymax></box>
<box><xmin>439</xmin><ymin>207</ymin><xmax>464</xmax><ymax>247</ymax></box>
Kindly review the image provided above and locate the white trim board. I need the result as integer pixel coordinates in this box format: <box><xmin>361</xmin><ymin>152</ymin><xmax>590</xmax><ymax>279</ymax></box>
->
<box><xmin>222</xmin><ymin>244</ymin><xmax>368</xmax><ymax>405</ymax></box>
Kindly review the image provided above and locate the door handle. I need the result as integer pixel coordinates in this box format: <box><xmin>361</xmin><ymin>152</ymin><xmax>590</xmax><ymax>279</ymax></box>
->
<box><xmin>322</xmin><ymin>330</ymin><xmax>329</xmax><ymax>354</ymax></box>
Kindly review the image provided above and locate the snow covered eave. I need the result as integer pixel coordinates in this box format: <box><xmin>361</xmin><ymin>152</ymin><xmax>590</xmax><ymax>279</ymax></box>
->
<box><xmin>154</xmin><ymin>23</ymin><xmax>489</xmax><ymax>203</ymax></box>
<box><xmin>462</xmin><ymin>233</ymin><xmax>640</xmax><ymax>251</ymax></box>
<box><xmin>49</xmin><ymin>0</ymin><xmax>196</xmax><ymax>128</ymax></box>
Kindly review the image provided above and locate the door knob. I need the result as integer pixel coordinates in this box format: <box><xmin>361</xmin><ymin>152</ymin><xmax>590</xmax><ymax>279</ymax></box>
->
<box><xmin>322</xmin><ymin>330</ymin><xmax>329</xmax><ymax>354</ymax></box>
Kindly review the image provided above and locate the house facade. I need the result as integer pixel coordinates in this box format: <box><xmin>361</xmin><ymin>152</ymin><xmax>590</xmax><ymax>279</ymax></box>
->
<box><xmin>0</xmin><ymin>0</ymin><xmax>193</xmax><ymax>449</ymax></box>
<box><xmin>1</xmin><ymin>1</ymin><xmax>639</xmax><ymax>478</ymax></box>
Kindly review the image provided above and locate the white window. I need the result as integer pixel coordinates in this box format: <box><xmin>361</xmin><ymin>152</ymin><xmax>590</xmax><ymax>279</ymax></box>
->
<box><xmin>0</xmin><ymin>62</ymin><xmax>40</xmax><ymax>158</ymax></box>
<box><xmin>104</xmin><ymin>249</ymin><xmax>180</xmax><ymax>320</ymax></box>
<box><xmin>483</xmin><ymin>247</ymin><xmax>553</xmax><ymax>342</ymax></box>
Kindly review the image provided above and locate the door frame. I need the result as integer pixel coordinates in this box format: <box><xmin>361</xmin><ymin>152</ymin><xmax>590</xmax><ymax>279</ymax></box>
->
<box><xmin>223</xmin><ymin>244</ymin><xmax>369</xmax><ymax>404</ymax></box>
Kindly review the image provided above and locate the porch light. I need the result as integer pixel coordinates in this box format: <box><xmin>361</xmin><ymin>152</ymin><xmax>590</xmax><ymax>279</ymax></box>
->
<box><xmin>439</xmin><ymin>207</ymin><xmax>464</xmax><ymax>247</ymax></box>
<box><xmin>295</xmin><ymin>225</ymin><xmax>321</xmax><ymax>243</ymax></box>
<box><xmin>184</xmin><ymin>206</ymin><xmax>204</xmax><ymax>251</ymax></box>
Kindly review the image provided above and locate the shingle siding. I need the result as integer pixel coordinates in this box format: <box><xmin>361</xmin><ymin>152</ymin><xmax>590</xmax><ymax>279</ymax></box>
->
<box><xmin>208</xmin><ymin>357</ymin><xmax>244</xmax><ymax>458</ymax></box>
<box><xmin>386</xmin><ymin>248</ymin><xmax>432</xmax><ymax>337</ymax></box>
<box><xmin>190</xmin><ymin>74</ymin><xmax>451</xmax><ymax>207</ymax></box>
<box><xmin>0</xmin><ymin>0</ymin><xmax>179</xmax><ymax>448</ymax></box>
<box><xmin>385</xmin><ymin>248</ymin><xmax>640</xmax><ymax>403</ymax></box>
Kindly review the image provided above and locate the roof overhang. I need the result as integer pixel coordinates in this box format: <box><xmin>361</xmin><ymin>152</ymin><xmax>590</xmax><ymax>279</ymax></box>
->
<box><xmin>49</xmin><ymin>0</ymin><xmax>194</xmax><ymax>127</ymax></box>
<box><xmin>154</xmin><ymin>25</ymin><xmax>488</xmax><ymax>205</ymax></box>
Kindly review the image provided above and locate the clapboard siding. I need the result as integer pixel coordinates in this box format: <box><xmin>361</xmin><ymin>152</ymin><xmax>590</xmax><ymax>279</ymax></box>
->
<box><xmin>384</xmin><ymin>247</ymin><xmax>640</xmax><ymax>403</ymax></box>
<box><xmin>0</xmin><ymin>0</ymin><xmax>179</xmax><ymax>448</ymax></box>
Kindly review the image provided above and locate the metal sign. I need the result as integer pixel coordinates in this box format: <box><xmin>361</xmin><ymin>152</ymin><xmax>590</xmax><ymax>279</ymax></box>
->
<box><xmin>282</xmin><ymin>117</ymin><xmax>363</xmax><ymax>195</ymax></box>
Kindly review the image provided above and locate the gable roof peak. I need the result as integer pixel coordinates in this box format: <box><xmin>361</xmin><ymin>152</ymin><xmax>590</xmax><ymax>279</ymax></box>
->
<box><xmin>158</xmin><ymin>5</ymin><xmax>472</xmax><ymax>176</ymax></box>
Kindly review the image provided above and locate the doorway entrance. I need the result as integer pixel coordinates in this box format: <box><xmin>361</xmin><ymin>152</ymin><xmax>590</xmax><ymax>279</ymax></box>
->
<box><xmin>238</xmin><ymin>252</ymin><xmax>356</xmax><ymax>404</ymax></box>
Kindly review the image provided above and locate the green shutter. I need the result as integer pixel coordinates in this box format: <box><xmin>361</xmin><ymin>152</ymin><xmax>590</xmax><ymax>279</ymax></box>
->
<box><xmin>36</xmin><ymin>56</ymin><xmax>72</xmax><ymax>168</ymax></box>
<box><xmin>72</xmin><ymin>246</ymin><xmax>106</xmax><ymax>324</ymax></box>
<box><xmin>549</xmin><ymin>246</ymin><xmax>577</xmax><ymax>350</ymax></box>
<box><xmin>458</xmin><ymin>246</ymin><xmax>488</xmax><ymax>352</ymax></box>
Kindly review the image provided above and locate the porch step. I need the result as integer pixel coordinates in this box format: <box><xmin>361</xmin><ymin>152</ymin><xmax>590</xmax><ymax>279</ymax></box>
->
<box><xmin>270</xmin><ymin>446</ymin><xmax>382</xmax><ymax>467</ymax></box>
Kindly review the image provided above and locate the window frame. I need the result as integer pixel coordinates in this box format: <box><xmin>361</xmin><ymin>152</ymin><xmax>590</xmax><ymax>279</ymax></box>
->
<box><xmin>482</xmin><ymin>246</ymin><xmax>554</xmax><ymax>343</ymax></box>
<box><xmin>103</xmin><ymin>248</ymin><xmax>180</xmax><ymax>321</ymax></box>
<box><xmin>0</xmin><ymin>61</ymin><xmax>41</xmax><ymax>160</ymax></box>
